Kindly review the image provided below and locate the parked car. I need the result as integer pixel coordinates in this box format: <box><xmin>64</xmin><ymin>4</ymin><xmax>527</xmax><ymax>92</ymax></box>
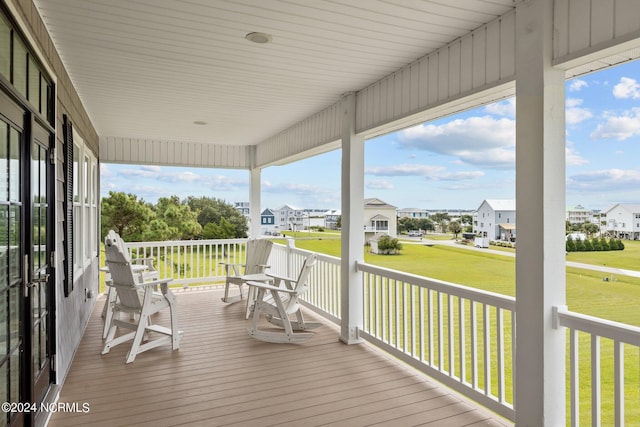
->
<box><xmin>408</xmin><ymin>230</ymin><xmax>422</xmax><ymax>237</ymax></box>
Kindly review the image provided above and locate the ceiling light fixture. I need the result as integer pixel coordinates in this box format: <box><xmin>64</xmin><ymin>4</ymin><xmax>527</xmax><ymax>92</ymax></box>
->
<box><xmin>245</xmin><ymin>32</ymin><xmax>272</xmax><ymax>44</ymax></box>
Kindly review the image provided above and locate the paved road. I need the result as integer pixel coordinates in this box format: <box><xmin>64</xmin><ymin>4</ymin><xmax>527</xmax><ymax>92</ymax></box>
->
<box><xmin>405</xmin><ymin>237</ymin><xmax>640</xmax><ymax>279</ymax></box>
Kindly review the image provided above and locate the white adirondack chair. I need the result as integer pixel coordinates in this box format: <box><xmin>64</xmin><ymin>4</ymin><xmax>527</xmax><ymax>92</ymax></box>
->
<box><xmin>102</xmin><ymin>233</ymin><xmax>181</xmax><ymax>363</ymax></box>
<box><xmin>246</xmin><ymin>253</ymin><xmax>320</xmax><ymax>343</ymax></box>
<box><xmin>221</xmin><ymin>238</ymin><xmax>273</xmax><ymax>304</ymax></box>
<box><xmin>101</xmin><ymin>230</ymin><xmax>160</xmax><ymax>339</ymax></box>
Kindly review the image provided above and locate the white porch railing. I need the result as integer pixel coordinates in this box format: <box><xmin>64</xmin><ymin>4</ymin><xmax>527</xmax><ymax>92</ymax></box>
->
<box><xmin>356</xmin><ymin>261</ymin><xmax>516</xmax><ymax>422</ymax></box>
<box><xmin>124</xmin><ymin>239</ymin><xmax>247</xmax><ymax>287</ymax></box>
<box><xmin>555</xmin><ymin>306</ymin><xmax>640</xmax><ymax>427</ymax></box>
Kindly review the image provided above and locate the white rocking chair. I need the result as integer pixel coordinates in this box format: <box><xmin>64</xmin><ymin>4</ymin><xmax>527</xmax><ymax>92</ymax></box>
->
<box><xmin>221</xmin><ymin>238</ymin><xmax>273</xmax><ymax>304</ymax></box>
<box><xmin>102</xmin><ymin>234</ymin><xmax>181</xmax><ymax>363</ymax></box>
<box><xmin>101</xmin><ymin>230</ymin><xmax>160</xmax><ymax>339</ymax></box>
<box><xmin>246</xmin><ymin>253</ymin><xmax>321</xmax><ymax>343</ymax></box>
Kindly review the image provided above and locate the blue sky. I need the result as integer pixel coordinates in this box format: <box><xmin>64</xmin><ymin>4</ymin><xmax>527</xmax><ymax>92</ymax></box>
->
<box><xmin>101</xmin><ymin>60</ymin><xmax>640</xmax><ymax>212</ymax></box>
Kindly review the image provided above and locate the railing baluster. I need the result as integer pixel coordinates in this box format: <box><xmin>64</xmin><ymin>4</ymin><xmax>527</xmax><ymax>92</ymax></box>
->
<box><xmin>428</xmin><ymin>289</ymin><xmax>434</xmax><ymax>366</ymax></box>
<box><xmin>497</xmin><ymin>307</ymin><xmax>504</xmax><ymax>403</ymax></box>
<box><xmin>410</xmin><ymin>284</ymin><xmax>416</xmax><ymax>358</ymax></box>
<box><xmin>614</xmin><ymin>340</ymin><xmax>624</xmax><ymax>427</ymax></box>
<box><xmin>448</xmin><ymin>294</ymin><xmax>454</xmax><ymax>377</ymax></box>
<box><xmin>459</xmin><ymin>297</ymin><xmax>466</xmax><ymax>384</ymax></box>
<box><xmin>591</xmin><ymin>334</ymin><xmax>601</xmax><ymax>427</ymax></box>
<box><xmin>471</xmin><ymin>300</ymin><xmax>478</xmax><ymax>390</ymax></box>
<box><xmin>419</xmin><ymin>287</ymin><xmax>425</xmax><ymax>363</ymax></box>
<box><xmin>483</xmin><ymin>303</ymin><xmax>491</xmax><ymax>396</ymax></box>
<box><xmin>395</xmin><ymin>280</ymin><xmax>400</xmax><ymax>349</ymax></box>
<box><xmin>570</xmin><ymin>328</ymin><xmax>579</xmax><ymax>427</ymax></box>
<box><xmin>438</xmin><ymin>291</ymin><xmax>443</xmax><ymax>371</ymax></box>
<box><xmin>403</xmin><ymin>282</ymin><xmax>408</xmax><ymax>352</ymax></box>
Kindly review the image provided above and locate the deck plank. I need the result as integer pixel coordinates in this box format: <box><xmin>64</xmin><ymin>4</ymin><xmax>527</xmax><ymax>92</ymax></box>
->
<box><xmin>48</xmin><ymin>288</ymin><xmax>512</xmax><ymax>427</ymax></box>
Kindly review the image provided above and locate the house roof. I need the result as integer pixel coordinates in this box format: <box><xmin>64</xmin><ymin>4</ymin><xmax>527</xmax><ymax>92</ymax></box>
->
<box><xmin>398</xmin><ymin>208</ymin><xmax>428</xmax><ymax>213</ymax></box>
<box><xmin>603</xmin><ymin>203</ymin><xmax>640</xmax><ymax>214</ymax></box>
<box><xmin>370</xmin><ymin>214</ymin><xmax>390</xmax><ymax>221</ymax></box>
<box><xmin>275</xmin><ymin>204</ymin><xmax>300</xmax><ymax>211</ymax></box>
<box><xmin>261</xmin><ymin>208</ymin><xmax>274</xmax><ymax>216</ymax></box>
<box><xmin>499</xmin><ymin>223</ymin><xmax>516</xmax><ymax>230</ymax></box>
<box><xmin>482</xmin><ymin>199</ymin><xmax>516</xmax><ymax>211</ymax></box>
<box><xmin>364</xmin><ymin>198</ymin><xmax>396</xmax><ymax>209</ymax></box>
<box><xmin>324</xmin><ymin>209</ymin><xmax>341</xmax><ymax>216</ymax></box>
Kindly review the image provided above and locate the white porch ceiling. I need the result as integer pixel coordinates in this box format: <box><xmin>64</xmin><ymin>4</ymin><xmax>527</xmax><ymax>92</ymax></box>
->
<box><xmin>33</xmin><ymin>0</ymin><xmax>519</xmax><ymax>148</ymax></box>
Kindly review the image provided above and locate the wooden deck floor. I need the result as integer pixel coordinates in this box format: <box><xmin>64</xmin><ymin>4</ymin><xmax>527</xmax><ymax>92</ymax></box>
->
<box><xmin>48</xmin><ymin>288</ymin><xmax>513</xmax><ymax>427</ymax></box>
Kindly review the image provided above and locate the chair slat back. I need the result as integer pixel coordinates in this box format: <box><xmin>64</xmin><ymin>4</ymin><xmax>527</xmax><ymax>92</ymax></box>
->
<box><xmin>105</xmin><ymin>234</ymin><xmax>142</xmax><ymax>310</ymax></box>
<box><xmin>291</xmin><ymin>253</ymin><xmax>317</xmax><ymax>297</ymax></box>
<box><xmin>105</xmin><ymin>230</ymin><xmax>132</xmax><ymax>261</ymax></box>
<box><xmin>244</xmin><ymin>239</ymin><xmax>273</xmax><ymax>275</ymax></box>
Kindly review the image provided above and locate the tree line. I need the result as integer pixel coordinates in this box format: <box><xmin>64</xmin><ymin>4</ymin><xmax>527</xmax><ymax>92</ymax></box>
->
<box><xmin>100</xmin><ymin>191</ymin><xmax>248</xmax><ymax>242</ymax></box>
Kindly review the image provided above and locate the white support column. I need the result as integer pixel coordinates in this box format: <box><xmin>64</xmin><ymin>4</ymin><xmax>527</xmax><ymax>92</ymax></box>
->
<box><xmin>515</xmin><ymin>0</ymin><xmax>566</xmax><ymax>425</ymax></box>
<box><xmin>340</xmin><ymin>92</ymin><xmax>364</xmax><ymax>344</ymax></box>
<box><xmin>249</xmin><ymin>167</ymin><xmax>261</xmax><ymax>239</ymax></box>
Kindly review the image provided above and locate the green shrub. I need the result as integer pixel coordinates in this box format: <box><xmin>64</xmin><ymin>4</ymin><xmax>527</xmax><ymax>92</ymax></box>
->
<box><xmin>377</xmin><ymin>235</ymin><xmax>402</xmax><ymax>254</ymax></box>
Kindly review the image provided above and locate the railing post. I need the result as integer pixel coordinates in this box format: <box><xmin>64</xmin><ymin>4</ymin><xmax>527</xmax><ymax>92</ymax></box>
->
<box><xmin>286</xmin><ymin>237</ymin><xmax>295</xmax><ymax>279</ymax></box>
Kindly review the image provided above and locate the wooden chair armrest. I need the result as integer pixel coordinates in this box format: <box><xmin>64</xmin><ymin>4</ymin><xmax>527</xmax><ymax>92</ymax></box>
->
<box><xmin>246</xmin><ymin>280</ymin><xmax>296</xmax><ymax>294</ymax></box>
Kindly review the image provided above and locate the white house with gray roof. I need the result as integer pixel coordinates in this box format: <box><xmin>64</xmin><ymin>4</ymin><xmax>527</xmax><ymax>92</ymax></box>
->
<box><xmin>602</xmin><ymin>203</ymin><xmax>640</xmax><ymax>240</ymax></box>
<box><xmin>364</xmin><ymin>198</ymin><xmax>397</xmax><ymax>240</ymax></box>
<box><xmin>473</xmin><ymin>199</ymin><xmax>516</xmax><ymax>241</ymax></box>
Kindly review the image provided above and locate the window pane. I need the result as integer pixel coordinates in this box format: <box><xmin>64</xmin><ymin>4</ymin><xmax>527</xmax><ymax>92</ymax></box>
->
<box><xmin>9</xmin><ymin>348</ymin><xmax>18</xmax><ymax>406</ymax></box>
<box><xmin>72</xmin><ymin>143</ymin><xmax>79</xmax><ymax>203</ymax></box>
<box><xmin>84</xmin><ymin>156</ymin><xmax>88</xmax><ymax>204</ymax></box>
<box><xmin>40</xmin><ymin>75</ymin><xmax>49</xmax><ymax>121</ymax></box>
<box><xmin>28</xmin><ymin>56</ymin><xmax>40</xmax><ymax>109</ymax></box>
<box><xmin>0</xmin><ymin>290</ymin><xmax>6</xmax><ymax>358</ymax></box>
<box><xmin>0</xmin><ymin>121</ymin><xmax>7</xmax><ymax>201</ymax></box>
<box><xmin>0</xmin><ymin>17</ymin><xmax>9</xmax><ymax>80</ymax></box>
<box><xmin>12</xmin><ymin>37</ymin><xmax>26</xmax><ymax>97</ymax></box>
<box><xmin>8</xmin><ymin>283</ymin><xmax>18</xmax><ymax>351</ymax></box>
<box><xmin>8</xmin><ymin>128</ymin><xmax>19</xmax><ymax>203</ymax></box>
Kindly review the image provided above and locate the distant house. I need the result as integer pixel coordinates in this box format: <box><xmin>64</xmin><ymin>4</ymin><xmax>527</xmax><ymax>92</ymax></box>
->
<box><xmin>397</xmin><ymin>208</ymin><xmax>429</xmax><ymax>219</ymax></box>
<box><xmin>324</xmin><ymin>209</ymin><xmax>341</xmax><ymax>230</ymax></box>
<box><xmin>473</xmin><ymin>199</ymin><xmax>516</xmax><ymax>241</ymax></box>
<box><xmin>602</xmin><ymin>203</ymin><xmax>640</xmax><ymax>240</ymax></box>
<box><xmin>234</xmin><ymin>201</ymin><xmax>250</xmax><ymax>217</ymax></box>
<box><xmin>566</xmin><ymin>204</ymin><xmax>593</xmax><ymax>224</ymax></box>
<box><xmin>260</xmin><ymin>208</ymin><xmax>276</xmax><ymax>234</ymax></box>
<box><xmin>274</xmin><ymin>204</ymin><xmax>306</xmax><ymax>231</ymax></box>
<box><xmin>364</xmin><ymin>198</ymin><xmax>397</xmax><ymax>240</ymax></box>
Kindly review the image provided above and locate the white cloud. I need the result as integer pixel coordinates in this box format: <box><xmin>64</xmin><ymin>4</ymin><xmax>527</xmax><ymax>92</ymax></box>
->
<box><xmin>204</xmin><ymin>174</ymin><xmax>247</xmax><ymax>191</ymax></box>
<box><xmin>565</xmin><ymin>146</ymin><xmax>588</xmax><ymax>166</ymax></box>
<box><xmin>568</xmin><ymin>79</ymin><xmax>588</xmax><ymax>92</ymax></box>
<box><xmin>613</xmin><ymin>77</ymin><xmax>640</xmax><ymax>99</ymax></box>
<box><xmin>366</xmin><ymin>179</ymin><xmax>394</xmax><ymax>190</ymax></box>
<box><xmin>263</xmin><ymin>182</ymin><xmax>333</xmax><ymax>195</ymax></box>
<box><xmin>398</xmin><ymin>116</ymin><xmax>515</xmax><ymax>169</ymax></box>
<box><xmin>484</xmin><ymin>98</ymin><xmax>515</xmax><ymax>117</ymax></box>
<box><xmin>366</xmin><ymin>164</ymin><xmax>484</xmax><ymax>181</ymax></box>
<box><xmin>567</xmin><ymin>168</ymin><xmax>640</xmax><ymax>192</ymax></box>
<box><xmin>566</xmin><ymin>98</ymin><xmax>593</xmax><ymax>125</ymax></box>
<box><xmin>590</xmin><ymin>107</ymin><xmax>640</xmax><ymax>140</ymax></box>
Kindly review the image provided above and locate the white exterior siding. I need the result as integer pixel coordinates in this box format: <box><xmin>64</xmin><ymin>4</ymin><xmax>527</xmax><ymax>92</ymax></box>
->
<box><xmin>603</xmin><ymin>204</ymin><xmax>640</xmax><ymax>239</ymax></box>
<box><xmin>474</xmin><ymin>199</ymin><xmax>516</xmax><ymax>240</ymax></box>
<box><xmin>364</xmin><ymin>199</ymin><xmax>397</xmax><ymax>238</ymax></box>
